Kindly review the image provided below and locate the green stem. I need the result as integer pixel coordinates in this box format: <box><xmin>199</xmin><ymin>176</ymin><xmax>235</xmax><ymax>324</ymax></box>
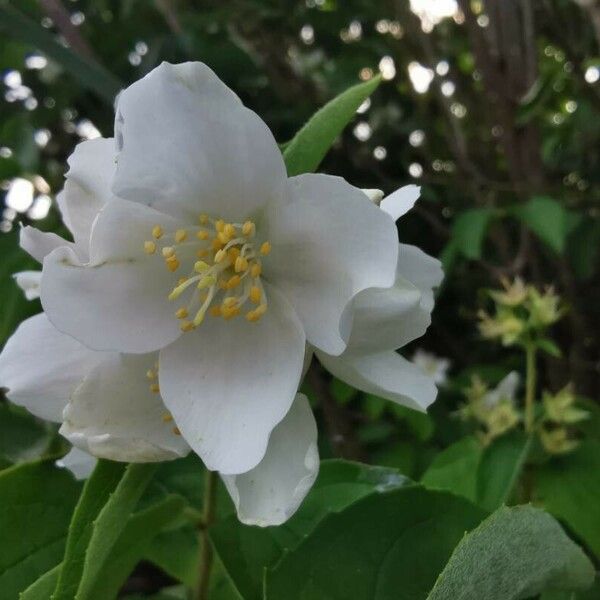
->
<box><xmin>524</xmin><ymin>342</ymin><xmax>537</xmax><ymax>434</ymax></box>
<box><xmin>195</xmin><ymin>469</ymin><xmax>218</xmax><ymax>600</ymax></box>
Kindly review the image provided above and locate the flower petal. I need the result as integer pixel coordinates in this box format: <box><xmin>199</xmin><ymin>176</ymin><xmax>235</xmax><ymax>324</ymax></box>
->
<box><xmin>265</xmin><ymin>174</ymin><xmax>399</xmax><ymax>356</ymax></box>
<box><xmin>113</xmin><ymin>62</ymin><xmax>286</xmax><ymax>221</ymax></box>
<box><xmin>41</xmin><ymin>200</ymin><xmax>184</xmax><ymax>353</ymax></box>
<box><xmin>61</xmin><ymin>353</ymin><xmax>190</xmax><ymax>462</ymax></box>
<box><xmin>317</xmin><ymin>349</ymin><xmax>437</xmax><ymax>412</ymax></box>
<box><xmin>13</xmin><ymin>270</ymin><xmax>41</xmax><ymax>300</ymax></box>
<box><xmin>57</xmin><ymin>138</ymin><xmax>116</xmax><ymax>250</ymax></box>
<box><xmin>66</xmin><ymin>138</ymin><xmax>116</xmax><ymax>204</ymax></box>
<box><xmin>20</xmin><ymin>225</ymin><xmax>74</xmax><ymax>263</ymax></box>
<box><xmin>56</xmin><ymin>447</ymin><xmax>96</xmax><ymax>480</ymax></box>
<box><xmin>344</xmin><ymin>275</ymin><xmax>422</xmax><ymax>355</ymax></box>
<box><xmin>0</xmin><ymin>314</ymin><xmax>101</xmax><ymax>422</ymax></box>
<box><xmin>380</xmin><ymin>185</ymin><xmax>420</xmax><ymax>221</ymax></box>
<box><xmin>159</xmin><ymin>284</ymin><xmax>305</xmax><ymax>475</ymax></box>
<box><xmin>221</xmin><ymin>393</ymin><xmax>319</xmax><ymax>526</ymax></box>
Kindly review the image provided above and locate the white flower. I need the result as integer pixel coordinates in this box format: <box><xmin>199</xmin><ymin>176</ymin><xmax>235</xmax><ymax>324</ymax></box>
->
<box><xmin>314</xmin><ymin>186</ymin><xmax>444</xmax><ymax>412</ymax></box>
<box><xmin>412</xmin><ymin>349</ymin><xmax>451</xmax><ymax>387</ymax></box>
<box><xmin>56</xmin><ymin>447</ymin><xmax>97</xmax><ymax>480</ymax></box>
<box><xmin>13</xmin><ymin>270</ymin><xmax>42</xmax><ymax>300</ymax></box>
<box><xmin>36</xmin><ymin>62</ymin><xmax>399</xmax><ymax>479</ymax></box>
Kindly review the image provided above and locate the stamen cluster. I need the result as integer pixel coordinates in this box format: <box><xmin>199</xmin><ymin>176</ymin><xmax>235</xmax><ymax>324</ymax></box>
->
<box><xmin>143</xmin><ymin>214</ymin><xmax>271</xmax><ymax>332</ymax></box>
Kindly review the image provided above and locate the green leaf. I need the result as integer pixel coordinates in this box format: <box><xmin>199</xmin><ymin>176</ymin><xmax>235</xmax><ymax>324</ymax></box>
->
<box><xmin>476</xmin><ymin>432</ymin><xmax>531</xmax><ymax>511</ymax></box>
<box><xmin>537</xmin><ymin>338</ymin><xmax>563</xmax><ymax>358</ymax></box>
<box><xmin>211</xmin><ymin>460</ymin><xmax>409</xmax><ymax>600</ymax></box>
<box><xmin>283</xmin><ymin>76</ymin><xmax>382</xmax><ymax>176</ymax></box>
<box><xmin>0</xmin><ymin>461</ymin><xmax>81</xmax><ymax>597</ymax></box>
<box><xmin>87</xmin><ymin>495</ymin><xmax>187</xmax><ymax>599</ymax></box>
<box><xmin>0</xmin><ymin>403</ymin><xmax>58</xmax><ymax>467</ymax></box>
<box><xmin>535</xmin><ymin>441</ymin><xmax>600</xmax><ymax>558</ymax></box>
<box><xmin>513</xmin><ymin>196</ymin><xmax>581</xmax><ymax>255</ymax></box>
<box><xmin>452</xmin><ymin>208</ymin><xmax>495</xmax><ymax>260</ymax></box>
<box><xmin>74</xmin><ymin>463</ymin><xmax>158</xmax><ymax>599</ymax></box>
<box><xmin>264</xmin><ymin>486</ymin><xmax>487</xmax><ymax>600</ymax></box>
<box><xmin>0</xmin><ymin>4</ymin><xmax>121</xmax><ymax>105</ymax></box>
<box><xmin>144</xmin><ymin>526</ymin><xmax>200</xmax><ymax>589</ymax></box>
<box><xmin>51</xmin><ymin>460</ymin><xmax>127</xmax><ymax>600</ymax></box>
<box><xmin>20</xmin><ymin>566</ymin><xmax>60</xmax><ymax>600</ymax></box>
<box><xmin>426</xmin><ymin>506</ymin><xmax>595</xmax><ymax>600</ymax></box>
<box><xmin>421</xmin><ymin>436</ymin><xmax>483</xmax><ymax>503</ymax></box>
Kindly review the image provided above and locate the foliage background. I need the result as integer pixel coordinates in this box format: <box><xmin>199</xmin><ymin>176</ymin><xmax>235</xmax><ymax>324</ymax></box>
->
<box><xmin>0</xmin><ymin>0</ymin><xmax>599</xmax><ymax>598</ymax></box>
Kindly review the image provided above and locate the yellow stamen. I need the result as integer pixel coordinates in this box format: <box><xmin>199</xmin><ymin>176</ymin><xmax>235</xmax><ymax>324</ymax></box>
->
<box><xmin>199</xmin><ymin>214</ymin><xmax>209</xmax><ymax>225</ymax></box>
<box><xmin>214</xmin><ymin>249</ymin><xmax>227</xmax><ymax>263</ymax></box>
<box><xmin>146</xmin><ymin>369</ymin><xmax>156</xmax><ymax>380</ymax></box>
<box><xmin>150</xmin><ymin>383</ymin><xmax>160</xmax><ymax>394</ymax></box>
<box><xmin>172</xmin><ymin>426</ymin><xmax>181</xmax><ymax>435</ymax></box>
<box><xmin>235</xmin><ymin>256</ymin><xmax>249</xmax><ymax>272</ymax></box>
<box><xmin>218</xmin><ymin>231</ymin><xmax>231</xmax><ymax>244</ymax></box>
<box><xmin>250</xmin><ymin>262</ymin><xmax>262</xmax><ymax>278</ymax></box>
<box><xmin>215</xmin><ymin>219</ymin><xmax>225</xmax><ymax>232</ymax></box>
<box><xmin>180</xmin><ymin>320</ymin><xmax>194</xmax><ymax>332</ymax></box>
<box><xmin>178</xmin><ymin>276</ymin><xmax>189</xmax><ymax>285</ymax></box>
<box><xmin>162</xmin><ymin>413</ymin><xmax>173</xmax><ymax>423</ymax></box>
<box><xmin>194</xmin><ymin>261</ymin><xmax>210</xmax><ymax>273</ymax></box>
<box><xmin>175</xmin><ymin>229</ymin><xmax>188</xmax><ymax>243</ymax></box>
<box><xmin>224</xmin><ymin>223</ymin><xmax>236</xmax><ymax>238</ymax></box>
<box><xmin>197</xmin><ymin>249</ymin><xmax>209</xmax><ymax>258</ymax></box>
<box><xmin>222</xmin><ymin>305</ymin><xmax>240</xmax><ymax>320</ymax></box>
<box><xmin>144</xmin><ymin>241</ymin><xmax>156</xmax><ymax>254</ymax></box>
<box><xmin>227</xmin><ymin>275</ymin><xmax>241</xmax><ymax>289</ymax></box>
<box><xmin>162</xmin><ymin>246</ymin><xmax>175</xmax><ymax>258</ymax></box>
<box><xmin>222</xmin><ymin>296</ymin><xmax>238</xmax><ymax>308</ymax></box>
<box><xmin>250</xmin><ymin>286</ymin><xmax>261</xmax><ymax>304</ymax></box>
<box><xmin>242</xmin><ymin>221</ymin><xmax>255</xmax><ymax>237</ymax></box>
<box><xmin>246</xmin><ymin>310</ymin><xmax>260</xmax><ymax>322</ymax></box>
<box><xmin>196</xmin><ymin>230</ymin><xmax>210</xmax><ymax>240</ymax></box>
<box><xmin>198</xmin><ymin>275</ymin><xmax>217</xmax><ymax>290</ymax></box>
<box><xmin>210</xmin><ymin>305</ymin><xmax>222</xmax><ymax>317</ymax></box>
<box><xmin>175</xmin><ymin>307</ymin><xmax>188</xmax><ymax>319</ymax></box>
<box><xmin>260</xmin><ymin>241</ymin><xmax>272</xmax><ymax>256</ymax></box>
<box><xmin>165</xmin><ymin>255</ymin><xmax>180</xmax><ymax>272</ymax></box>
<box><xmin>152</xmin><ymin>225</ymin><xmax>163</xmax><ymax>239</ymax></box>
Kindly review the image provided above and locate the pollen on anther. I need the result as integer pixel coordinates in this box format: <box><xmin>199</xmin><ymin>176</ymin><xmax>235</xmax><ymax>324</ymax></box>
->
<box><xmin>260</xmin><ymin>241</ymin><xmax>272</xmax><ymax>256</ymax></box>
<box><xmin>165</xmin><ymin>256</ymin><xmax>180</xmax><ymax>272</ymax></box>
<box><xmin>173</xmin><ymin>426</ymin><xmax>181</xmax><ymax>435</ymax></box>
<box><xmin>196</xmin><ymin>230</ymin><xmax>210</xmax><ymax>240</ymax></box>
<box><xmin>146</xmin><ymin>369</ymin><xmax>156</xmax><ymax>380</ymax></box>
<box><xmin>150</xmin><ymin>383</ymin><xmax>160</xmax><ymax>394</ymax></box>
<box><xmin>224</xmin><ymin>223</ymin><xmax>236</xmax><ymax>238</ymax></box>
<box><xmin>210</xmin><ymin>305</ymin><xmax>222</xmax><ymax>317</ymax></box>
<box><xmin>215</xmin><ymin>219</ymin><xmax>225</xmax><ymax>232</ymax></box>
<box><xmin>234</xmin><ymin>256</ymin><xmax>248</xmax><ymax>272</ymax></box>
<box><xmin>250</xmin><ymin>286</ymin><xmax>261</xmax><ymax>303</ymax></box>
<box><xmin>162</xmin><ymin>413</ymin><xmax>173</xmax><ymax>423</ymax></box>
<box><xmin>175</xmin><ymin>307</ymin><xmax>188</xmax><ymax>319</ymax></box>
<box><xmin>250</xmin><ymin>262</ymin><xmax>262</xmax><ymax>278</ymax></box>
<box><xmin>242</xmin><ymin>221</ymin><xmax>255</xmax><ymax>237</ymax></box>
<box><xmin>214</xmin><ymin>249</ymin><xmax>227</xmax><ymax>263</ymax></box>
<box><xmin>180</xmin><ymin>320</ymin><xmax>194</xmax><ymax>332</ymax></box>
<box><xmin>175</xmin><ymin>229</ymin><xmax>188</xmax><ymax>243</ymax></box>
<box><xmin>144</xmin><ymin>241</ymin><xmax>156</xmax><ymax>254</ymax></box>
<box><xmin>152</xmin><ymin>225</ymin><xmax>163</xmax><ymax>239</ymax></box>
<box><xmin>162</xmin><ymin>246</ymin><xmax>175</xmax><ymax>258</ymax></box>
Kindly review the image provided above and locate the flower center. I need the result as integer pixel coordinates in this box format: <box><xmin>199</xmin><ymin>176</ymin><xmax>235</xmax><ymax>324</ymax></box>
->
<box><xmin>143</xmin><ymin>214</ymin><xmax>271</xmax><ymax>332</ymax></box>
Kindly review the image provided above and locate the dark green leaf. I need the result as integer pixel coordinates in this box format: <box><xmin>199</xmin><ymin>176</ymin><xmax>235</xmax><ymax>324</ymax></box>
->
<box><xmin>421</xmin><ymin>436</ymin><xmax>482</xmax><ymax>503</ymax></box>
<box><xmin>74</xmin><ymin>463</ymin><xmax>158</xmax><ymax>598</ymax></box>
<box><xmin>535</xmin><ymin>441</ymin><xmax>600</xmax><ymax>558</ymax></box>
<box><xmin>283</xmin><ymin>76</ymin><xmax>382</xmax><ymax>176</ymax></box>
<box><xmin>427</xmin><ymin>506</ymin><xmax>594</xmax><ymax>600</ymax></box>
<box><xmin>211</xmin><ymin>460</ymin><xmax>409</xmax><ymax>600</ymax></box>
<box><xmin>52</xmin><ymin>460</ymin><xmax>127</xmax><ymax>600</ymax></box>
<box><xmin>513</xmin><ymin>197</ymin><xmax>581</xmax><ymax>255</ymax></box>
<box><xmin>476</xmin><ymin>431</ymin><xmax>531</xmax><ymax>511</ymax></box>
<box><xmin>0</xmin><ymin>461</ymin><xmax>80</xmax><ymax>597</ymax></box>
<box><xmin>265</xmin><ymin>486</ymin><xmax>487</xmax><ymax>600</ymax></box>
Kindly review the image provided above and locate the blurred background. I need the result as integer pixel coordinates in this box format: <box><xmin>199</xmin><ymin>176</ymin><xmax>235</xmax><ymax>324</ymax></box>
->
<box><xmin>0</xmin><ymin>0</ymin><xmax>599</xmax><ymax>475</ymax></box>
